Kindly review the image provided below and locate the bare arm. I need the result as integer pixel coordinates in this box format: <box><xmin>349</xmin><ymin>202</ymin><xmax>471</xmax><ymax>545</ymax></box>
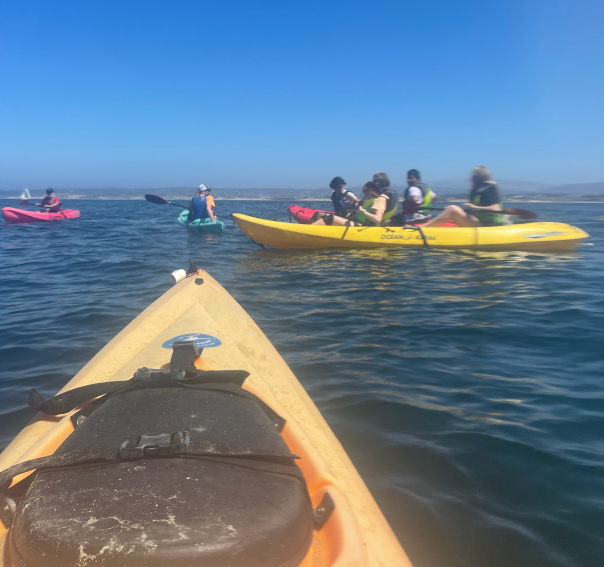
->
<box><xmin>357</xmin><ymin>197</ymin><xmax>385</xmax><ymax>224</ymax></box>
<box><xmin>206</xmin><ymin>202</ymin><xmax>215</xmax><ymax>221</ymax></box>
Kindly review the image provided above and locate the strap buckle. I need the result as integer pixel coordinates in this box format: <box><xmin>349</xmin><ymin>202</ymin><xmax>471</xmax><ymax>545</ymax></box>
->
<box><xmin>119</xmin><ymin>431</ymin><xmax>190</xmax><ymax>459</ymax></box>
<box><xmin>170</xmin><ymin>341</ymin><xmax>202</xmax><ymax>371</ymax></box>
<box><xmin>132</xmin><ymin>368</ymin><xmax>186</xmax><ymax>381</ymax></box>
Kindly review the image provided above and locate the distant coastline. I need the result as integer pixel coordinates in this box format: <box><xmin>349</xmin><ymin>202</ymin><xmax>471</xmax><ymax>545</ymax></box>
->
<box><xmin>2</xmin><ymin>196</ymin><xmax>604</xmax><ymax>204</ymax></box>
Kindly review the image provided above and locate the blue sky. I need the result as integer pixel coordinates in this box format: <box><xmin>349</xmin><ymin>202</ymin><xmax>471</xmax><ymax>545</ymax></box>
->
<box><xmin>1</xmin><ymin>0</ymin><xmax>602</xmax><ymax>190</ymax></box>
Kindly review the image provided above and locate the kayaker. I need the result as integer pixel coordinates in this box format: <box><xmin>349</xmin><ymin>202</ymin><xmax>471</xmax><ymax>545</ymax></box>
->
<box><xmin>312</xmin><ymin>172</ymin><xmax>398</xmax><ymax>227</ymax></box>
<box><xmin>330</xmin><ymin>177</ymin><xmax>359</xmax><ymax>216</ymax></box>
<box><xmin>36</xmin><ymin>188</ymin><xmax>61</xmax><ymax>212</ymax></box>
<box><xmin>421</xmin><ymin>166</ymin><xmax>503</xmax><ymax>228</ymax></box>
<box><xmin>203</xmin><ymin>186</ymin><xmax>216</xmax><ymax>213</ymax></box>
<box><xmin>188</xmin><ymin>185</ymin><xmax>216</xmax><ymax>222</ymax></box>
<box><xmin>401</xmin><ymin>169</ymin><xmax>437</xmax><ymax>224</ymax></box>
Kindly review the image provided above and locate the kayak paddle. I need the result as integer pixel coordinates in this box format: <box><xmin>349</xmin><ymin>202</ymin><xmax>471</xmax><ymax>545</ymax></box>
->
<box><xmin>145</xmin><ymin>194</ymin><xmax>187</xmax><ymax>209</ymax></box>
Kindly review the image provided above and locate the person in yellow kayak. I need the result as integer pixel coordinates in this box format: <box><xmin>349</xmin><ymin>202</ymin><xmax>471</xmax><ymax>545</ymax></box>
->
<box><xmin>329</xmin><ymin>177</ymin><xmax>359</xmax><ymax>216</ymax></box>
<box><xmin>187</xmin><ymin>184</ymin><xmax>216</xmax><ymax>222</ymax></box>
<box><xmin>312</xmin><ymin>172</ymin><xmax>399</xmax><ymax>227</ymax></box>
<box><xmin>36</xmin><ymin>188</ymin><xmax>62</xmax><ymax>212</ymax></box>
<box><xmin>421</xmin><ymin>166</ymin><xmax>503</xmax><ymax>227</ymax></box>
<box><xmin>310</xmin><ymin>177</ymin><xmax>359</xmax><ymax>223</ymax></box>
<box><xmin>401</xmin><ymin>169</ymin><xmax>437</xmax><ymax>224</ymax></box>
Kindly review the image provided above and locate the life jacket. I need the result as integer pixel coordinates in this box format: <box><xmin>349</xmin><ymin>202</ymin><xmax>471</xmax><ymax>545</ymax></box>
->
<box><xmin>355</xmin><ymin>189</ymin><xmax>399</xmax><ymax>226</ymax></box>
<box><xmin>190</xmin><ymin>195</ymin><xmax>209</xmax><ymax>221</ymax></box>
<box><xmin>41</xmin><ymin>196</ymin><xmax>61</xmax><ymax>212</ymax></box>
<box><xmin>470</xmin><ymin>184</ymin><xmax>502</xmax><ymax>225</ymax></box>
<box><xmin>331</xmin><ymin>190</ymin><xmax>354</xmax><ymax>215</ymax></box>
<box><xmin>402</xmin><ymin>183</ymin><xmax>433</xmax><ymax>216</ymax></box>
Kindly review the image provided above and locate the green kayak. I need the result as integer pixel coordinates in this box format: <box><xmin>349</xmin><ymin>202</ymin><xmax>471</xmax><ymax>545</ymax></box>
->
<box><xmin>178</xmin><ymin>211</ymin><xmax>225</xmax><ymax>234</ymax></box>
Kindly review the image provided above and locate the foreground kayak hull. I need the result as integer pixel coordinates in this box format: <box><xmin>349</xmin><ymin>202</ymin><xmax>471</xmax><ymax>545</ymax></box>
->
<box><xmin>0</xmin><ymin>270</ymin><xmax>410</xmax><ymax>566</ymax></box>
<box><xmin>178</xmin><ymin>210</ymin><xmax>225</xmax><ymax>234</ymax></box>
<box><xmin>234</xmin><ymin>213</ymin><xmax>589</xmax><ymax>251</ymax></box>
<box><xmin>1</xmin><ymin>207</ymin><xmax>80</xmax><ymax>224</ymax></box>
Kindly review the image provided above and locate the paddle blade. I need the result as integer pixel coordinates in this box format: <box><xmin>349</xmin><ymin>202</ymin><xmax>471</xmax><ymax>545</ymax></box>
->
<box><xmin>20</xmin><ymin>200</ymin><xmax>29</xmax><ymax>205</ymax></box>
<box><xmin>145</xmin><ymin>194</ymin><xmax>170</xmax><ymax>205</ymax></box>
<box><xmin>502</xmin><ymin>208</ymin><xmax>538</xmax><ymax>220</ymax></box>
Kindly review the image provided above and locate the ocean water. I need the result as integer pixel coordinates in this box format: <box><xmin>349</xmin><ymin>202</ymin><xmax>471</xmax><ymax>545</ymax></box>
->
<box><xmin>0</xmin><ymin>198</ymin><xmax>603</xmax><ymax>567</ymax></box>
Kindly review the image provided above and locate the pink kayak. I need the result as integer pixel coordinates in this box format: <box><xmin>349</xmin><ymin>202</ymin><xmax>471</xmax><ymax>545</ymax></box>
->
<box><xmin>287</xmin><ymin>204</ymin><xmax>457</xmax><ymax>227</ymax></box>
<box><xmin>1</xmin><ymin>207</ymin><xmax>81</xmax><ymax>224</ymax></box>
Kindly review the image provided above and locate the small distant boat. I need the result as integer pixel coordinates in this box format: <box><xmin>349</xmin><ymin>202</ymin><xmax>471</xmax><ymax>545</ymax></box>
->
<box><xmin>1</xmin><ymin>207</ymin><xmax>81</xmax><ymax>224</ymax></box>
<box><xmin>177</xmin><ymin>211</ymin><xmax>225</xmax><ymax>234</ymax></box>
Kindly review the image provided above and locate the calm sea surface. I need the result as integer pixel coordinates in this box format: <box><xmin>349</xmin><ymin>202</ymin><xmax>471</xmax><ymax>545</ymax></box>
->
<box><xmin>1</xmin><ymin>198</ymin><xmax>603</xmax><ymax>567</ymax></box>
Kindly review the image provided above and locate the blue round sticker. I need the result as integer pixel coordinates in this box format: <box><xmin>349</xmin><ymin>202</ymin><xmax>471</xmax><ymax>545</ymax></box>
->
<box><xmin>162</xmin><ymin>333</ymin><xmax>222</xmax><ymax>349</ymax></box>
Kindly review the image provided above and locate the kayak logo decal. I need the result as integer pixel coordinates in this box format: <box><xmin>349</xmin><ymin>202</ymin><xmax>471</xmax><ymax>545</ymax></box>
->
<box><xmin>523</xmin><ymin>232</ymin><xmax>567</xmax><ymax>239</ymax></box>
<box><xmin>380</xmin><ymin>234</ymin><xmax>436</xmax><ymax>241</ymax></box>
<box><xmin>162</xmin><ymin>333</ymin><xmax>222</xmax><ymax>349</ymax></box>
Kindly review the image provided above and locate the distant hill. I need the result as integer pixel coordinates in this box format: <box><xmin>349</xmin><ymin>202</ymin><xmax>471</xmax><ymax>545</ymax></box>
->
<box><xmin>1</xmin><ymin>181</ymin><xmax>603</xmax><ymax>200</ymax></box>
<box><xmin>536</xmin><ymin>182</ymin><xmax>604</xmax><ymax>195</ymax></box>
<box><xmin>431</xmin><ymin>178</ymin><xmax>551</xmax><ymax>195</ymax></box>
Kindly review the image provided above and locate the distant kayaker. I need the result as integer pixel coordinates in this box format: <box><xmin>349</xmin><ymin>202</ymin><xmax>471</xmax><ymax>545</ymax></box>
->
<box><xmin>421</xmin><ymin>166</ymin><xmax>503</xmax><ymax>228</ymax></box>
<box><xmin>36</xmin><ymin>188</ymin><xmax>62</xmax><ymax>212</ymax></box>
<box><xmin>401</xmin><ymin>170</ymin><xmax>437</xmax><ymax>224</ymax></box>
<box><xmin>202</xmin><ymin>186</ymin><xmax>216</xmax><ymax>213</ymax></box>
<box><xmin>187</xmin><ymin>185</ymin><xmax>216</xmax><ymax>222</ymax></box>
<box><xmin>312</xmin><ymin>172</ymin><xmax>398</xmax><ymax>227</ymax></box>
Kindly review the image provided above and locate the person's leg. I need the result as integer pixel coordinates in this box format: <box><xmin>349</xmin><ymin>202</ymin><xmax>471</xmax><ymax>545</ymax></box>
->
<box><xmin>311</xmin><ymin>214</ymin><xmax>349</xmax><ymax>226</ymax></box>
<box><xmin>421</xmin><ymin>205</ymin><xmax>481</xmax><ymax>228</ymax></box>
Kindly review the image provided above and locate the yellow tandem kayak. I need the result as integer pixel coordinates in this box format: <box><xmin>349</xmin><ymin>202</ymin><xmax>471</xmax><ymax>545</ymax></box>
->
<box><xmin>0</xmin><ymin>269</ymin><xmax>411</xmax><ymax>567</ymax></box>
<box><xmin>233</xmin><ymin>213</ymin><xmax>589</xmax><ymax>252</ymax></box>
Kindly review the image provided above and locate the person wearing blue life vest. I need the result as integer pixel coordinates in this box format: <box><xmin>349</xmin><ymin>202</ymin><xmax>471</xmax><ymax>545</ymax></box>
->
<box><xmin>422</xmin><ymin>166</ymin><xmax>503</xmax><ymax>227</ymax></box>
<box><xmin>187</xmin><ymin>184</ymin><xmax>216</xmax><ymax>222</ymax></box>
<box><xmin>401</xmin><ymin>170</ymin><xmax>437</xmax><ymax>224</ymax></box>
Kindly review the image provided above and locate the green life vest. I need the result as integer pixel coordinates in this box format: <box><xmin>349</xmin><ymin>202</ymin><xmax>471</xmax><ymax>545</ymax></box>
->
<box><xmin>355</xmin><ymin>190</ymin><xmax>399</xmax><ymax>226</ymax></box>
<box><xmin>403</xmin><ymin>183</ymin><xmax>434</xmax><ymax>217</ymax></box>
